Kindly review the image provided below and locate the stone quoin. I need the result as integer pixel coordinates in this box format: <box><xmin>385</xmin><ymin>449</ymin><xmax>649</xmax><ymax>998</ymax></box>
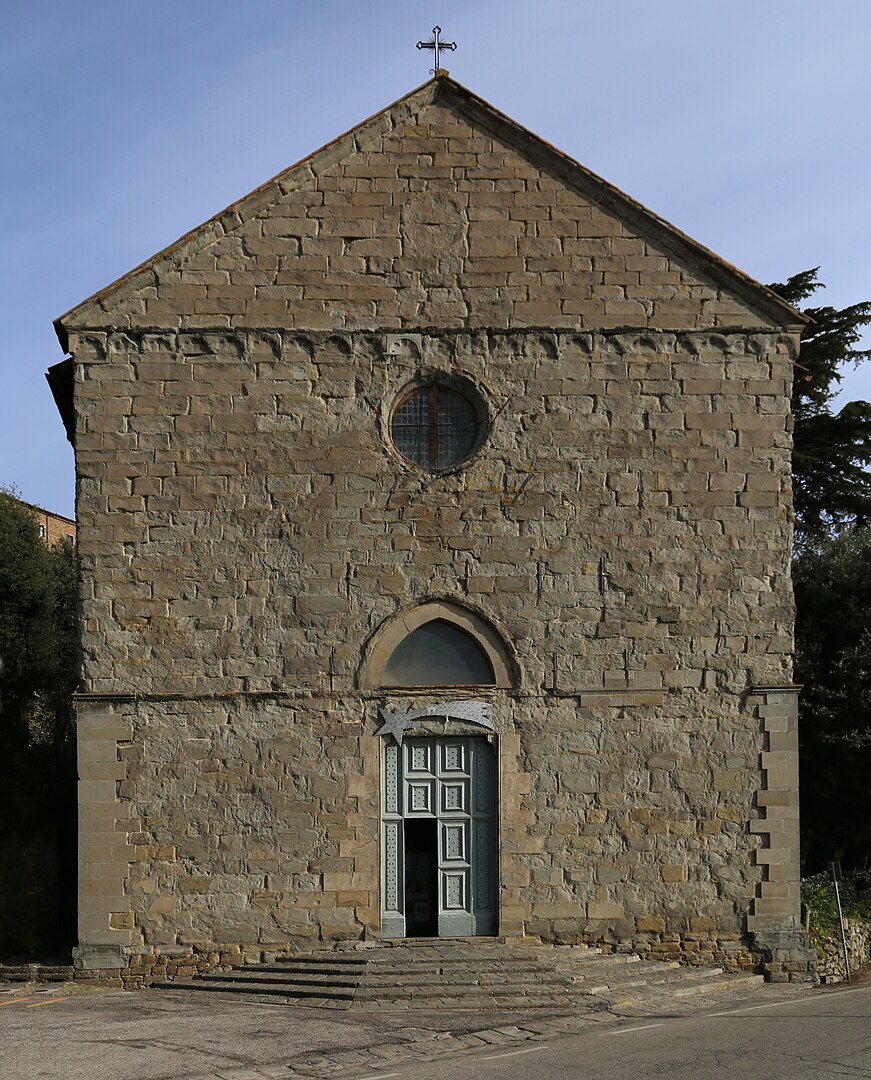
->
<box><xmin>47</xmin><ymin>73</ymin><xmax>815</xmax><ymax>984</ymax></box>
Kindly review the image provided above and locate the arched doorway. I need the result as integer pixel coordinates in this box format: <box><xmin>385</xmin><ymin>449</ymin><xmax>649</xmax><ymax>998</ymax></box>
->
<box><xmin>364</xmin><ymin>602</ymin><xmax>514</xmax><ymax>938</ymax></box>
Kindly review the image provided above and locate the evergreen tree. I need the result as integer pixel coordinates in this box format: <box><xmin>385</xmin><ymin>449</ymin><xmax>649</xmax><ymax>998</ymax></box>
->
<box><xmin>768</xmin><ymin>269</ymin><xmax>871</xmax><ymax>547</ymax></box>
<box><xmin>769</xmin><ymin>272</ymin><xmax>871</xmax><ymax>868</ymax></box>
<box><xmin>793</xmin><ymin>528</ymin><xmax>871</xmax><ymax>869</ymax></box>
<box><xmin>0</xmin><ymin>490</ymin><xmax>79</xmax><ymax>955</ymax></box>
<box><xmin>0</xmin><ymin>490</ymin><xmax>79</xmax><ymax>817</ymax></box>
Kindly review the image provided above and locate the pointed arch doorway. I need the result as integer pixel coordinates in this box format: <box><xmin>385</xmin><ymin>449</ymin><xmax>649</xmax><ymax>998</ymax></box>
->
<box><xmin>363</xmin><ymin>602</ymin><xmax>515</xmax><ymax>939</ymax></box>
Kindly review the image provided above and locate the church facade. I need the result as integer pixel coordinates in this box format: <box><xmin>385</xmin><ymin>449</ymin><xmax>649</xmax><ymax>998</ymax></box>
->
<box><xmin>49</xmin><ymin>74</ymin><xmax>813</xmax><ymax>982</ymax></box>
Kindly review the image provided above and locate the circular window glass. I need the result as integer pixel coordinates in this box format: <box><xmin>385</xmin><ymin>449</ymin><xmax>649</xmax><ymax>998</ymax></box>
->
<box><xmin>391</xmin><ymin>383</ymin><xmax>483</xmax><ymax>470</ymax></box>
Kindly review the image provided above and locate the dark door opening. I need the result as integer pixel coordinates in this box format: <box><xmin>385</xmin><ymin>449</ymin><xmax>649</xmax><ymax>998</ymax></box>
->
<box><xmin>404</xmin><ymin>818</ymin><xmax>438</xmax><ymax>936</ymax></box>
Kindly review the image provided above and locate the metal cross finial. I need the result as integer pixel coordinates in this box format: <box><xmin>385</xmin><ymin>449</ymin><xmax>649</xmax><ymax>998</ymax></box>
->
<box><xmin>416</xmin><ymin>26</ymin><xmax>457</xmax><ymax>74</ymax></box>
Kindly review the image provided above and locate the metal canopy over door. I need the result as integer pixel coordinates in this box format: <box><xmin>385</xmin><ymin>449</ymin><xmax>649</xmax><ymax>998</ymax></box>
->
<box><xmin>381</xmin><ymin>735</ymin><xmax>496</xmax><ymax>937</ymax></box>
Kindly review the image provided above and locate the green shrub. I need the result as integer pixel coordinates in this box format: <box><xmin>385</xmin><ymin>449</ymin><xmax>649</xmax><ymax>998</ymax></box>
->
<box><xmin>801</xmin><ymin>871</ymin><xmax>871</xmax><ymax>950</ymax></box>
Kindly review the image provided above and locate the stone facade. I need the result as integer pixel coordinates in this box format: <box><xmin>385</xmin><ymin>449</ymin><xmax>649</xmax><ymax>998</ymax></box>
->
<box><xmin>52</xmin><ymin>74</ymin><xmax>814</xmax><ymax>981</ymax></box>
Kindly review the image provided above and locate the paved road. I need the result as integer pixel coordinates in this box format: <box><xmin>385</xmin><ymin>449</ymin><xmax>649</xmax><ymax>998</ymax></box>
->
<box><xmin>2</xmin><ymin>982</ymin><xmax>869</xmax><ymax>1080</ymax></box>
<box><xmin>0</xmin><ymin>988</ymin><xmax>579</xmax><ymax>1080</ymax></box>
<box><xmin>374</xmin><ymin>984</ymin><xmax>871</xmax><ymax>1080</ymax></box>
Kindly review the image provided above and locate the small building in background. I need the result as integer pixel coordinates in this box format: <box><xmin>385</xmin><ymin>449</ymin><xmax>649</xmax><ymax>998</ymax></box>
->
<box><xmin>23</xmin><ymin>502</ymin><xmax>76</xmax><ymax>547</ymax></box>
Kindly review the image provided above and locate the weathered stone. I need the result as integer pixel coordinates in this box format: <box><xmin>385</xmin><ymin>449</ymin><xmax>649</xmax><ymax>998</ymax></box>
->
<box><xmin>52</xmin><ymin>73</ymin><xmax>811</xmax><ymax>984</ymax></box>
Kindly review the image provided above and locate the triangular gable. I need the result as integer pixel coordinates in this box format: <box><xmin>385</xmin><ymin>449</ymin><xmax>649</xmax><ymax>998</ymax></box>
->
<box><xmin>54</xmin><ymin>74</ymin><xmax>807</xmax><ymax>347</ymax></box>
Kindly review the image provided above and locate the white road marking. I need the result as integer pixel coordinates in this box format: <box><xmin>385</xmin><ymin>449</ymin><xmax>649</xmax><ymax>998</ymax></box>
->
<box><xmin>602</xmin><ymin>1023</ymin><xmax>665</xmax><ymax>1036</ymax></box>
<box><xmin>357</xmin><ymin>1073</ymin><xmax>400</xmax><ymax>1080</ymax></box>
<box><xmin>481</xmin><ymin>1045</ymin><xmax>547</xmax><ymax>1060</ymax></box>
<box><xmin>711</xmin><ymin>985</ymin><xmax>871</xmax><ymax>1017</ymax></box>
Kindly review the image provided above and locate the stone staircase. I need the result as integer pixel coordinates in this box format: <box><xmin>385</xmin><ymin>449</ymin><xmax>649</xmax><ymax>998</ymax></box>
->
<box><xmin>153</xmin><ymin>940</ymin><xmax>764</xmax><ymax>1011</ymax></box>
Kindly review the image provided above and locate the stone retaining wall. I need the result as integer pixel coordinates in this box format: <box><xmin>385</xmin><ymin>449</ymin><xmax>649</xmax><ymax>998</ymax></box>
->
<box><xmin>814</xmin><ymin>918</ymin><xmax>871</xmax><ymax>983</ymax></box>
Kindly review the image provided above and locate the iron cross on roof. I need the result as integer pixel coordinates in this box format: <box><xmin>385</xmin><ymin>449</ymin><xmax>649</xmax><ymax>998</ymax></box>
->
<box><xmin>417</xmin><ymin>26</ymin><xmax>457</xmax><ymax>74</ymax></box>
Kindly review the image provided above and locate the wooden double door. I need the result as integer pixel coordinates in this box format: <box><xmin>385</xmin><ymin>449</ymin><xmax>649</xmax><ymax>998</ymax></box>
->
<box><xmin>381</xmin><ymin>735</ymin><xmax>497</xmax><ymax>938</ymax></box>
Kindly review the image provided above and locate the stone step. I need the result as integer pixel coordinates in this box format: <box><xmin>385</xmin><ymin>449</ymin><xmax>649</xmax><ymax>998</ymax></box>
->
<box><xmin>364</xmin><ymin>955</ymin><xmax>558</xmax><ymax>969</ymax></box>
<box><xmin>361</xmin><ymin>942</ymin><xmax>595</xmax><ymax>954</ymax></box>
<box><xmin>355</xmin><ymin>970</ymin><xmax>694</xmax><ymax>999</ymax></box>
<box><xmin>272</xmin><ymin>954</ymin><xmax>368</xmax><ymax>967</ymax></box>
<box><xmin>671</xmin><ymin>972</ymin><xmax>764</xmax><ymax>997</ymax></box>
<box><xmin>382</xmin><ymin>969</ymin><xmax>761</xmax><ymax>1004</ymax></box>
<box><xmin>355</xmin><ymin>980</ymin><xmax>580</xmax><ymax>1000</ymax></box>
<box><xmin>355</xmin><ymin>977</ymin><xmax>574</xmax><ymax>993</ymax></box>
<box><xmin>551</xmin><ymin>963</ymin><xmax>637</xmax><ymax>980</ymax></box>
<box><xmin>358</xmin><ymin>964</ymin><xmax>750</xmax><ymax>1003</ymax></box>
<box><xmin>356</xmin><ymin>975</ymin><xmax>665</xmax><ymax>1000</ymax></box>
<box><xmin>569</xmin><ymin>963</ymin><xmax>720</xmax><ymax>989</ymax></box>
<box><xmin>232</xmin><ymin>967</ymin><xmax>365</xmax><ymax>984</ymax></box>
<box><xmin>360</xmin><ymin>962</ymin><xmax>574</xmax><ymax>977</ymax></box>
<box><xmin>360</xmin><ymin>952</ymin><xmax>643</xmax><ymax>975</ymax></box>
<box><xmin>607</xmin><ymin>972</ymin><xmax>765</xmax><ymax>1009</ymax></box>
<box><xmin>152</xmin><ymin>945</ymin><xmax>766</xmax><ymax>1012</ymax></box>
<box><xmin>590</xmin><ymin>969</ymin><xmax>764</xmax><ymax>1001</ymax></box>
<box><xmin>309</xmin><ymin>959</ymin><xmax>553</xmax><ymax>976</ymax></box>
<box><xmin>351</xmin><ymin>993</ymin><xmax>597</xmax><ymax>1011</ymax></box>
<box><xmin>605</xmin><ymin>971</ymin><xmax>763</xmax><ymax>1006</ymax></box>
<box><xmin>152</xmin><ymin>977</ymin><xmax>357</xmax><ymax>1001</ymax></box>
<box><xmin>195</xmin><ymin>970</ymin><xmax>362</xmax><ymax>989</ymax></box>
<box><xmin>367</xmin><ymin>952</ymin><xmax>638</xmax><ymax>967</ymax></box>
<box><xmin>356</xmin><ymin>959</ymin><xmax>664</xmax><ymax>989</ymax></box>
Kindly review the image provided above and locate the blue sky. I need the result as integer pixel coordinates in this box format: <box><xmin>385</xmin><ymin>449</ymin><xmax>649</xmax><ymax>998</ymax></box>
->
<box><xmin>3</xmin><ymin>0</ymin><xmax>870</xmax><ymax>519</ymax></box>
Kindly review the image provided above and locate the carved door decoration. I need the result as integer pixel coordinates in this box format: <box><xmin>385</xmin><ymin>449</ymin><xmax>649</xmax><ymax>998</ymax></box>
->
<box><xmin>381</xmin><ymin>735</ymin><xmax>497</xmax><ymax>938</ymax></box>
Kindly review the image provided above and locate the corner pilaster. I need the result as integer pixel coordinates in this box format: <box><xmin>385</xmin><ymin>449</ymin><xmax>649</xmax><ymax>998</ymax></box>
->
<box><xmin>73</xmin><ymin>702</ymin><xmax>135</xmax><ymax>973</ymax></box>
<box><xmin>747</xmin><ymin>686</ymin><xmax>816</xmax><ymax>982</ymax></box>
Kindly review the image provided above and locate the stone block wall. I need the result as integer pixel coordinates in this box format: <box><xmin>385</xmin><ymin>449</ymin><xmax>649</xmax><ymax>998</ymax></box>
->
<box><xmin>66</xmin><ymin>326</ymin><xmax>804</xmax><ymax>978</ymax></box>
<box><xmin>58</xmin><ymin>75</ymin><xmax>812</xmax><ymax>981</ymax></box>
<box><xmin>69</xmin><ymin>327</ymin><xmax>796</xmax><ymax>701</ymax></box>
<box><xmin>62</xmin><ymin>86</ymin><xmax>785</xmax><ymax>338</ymax></box>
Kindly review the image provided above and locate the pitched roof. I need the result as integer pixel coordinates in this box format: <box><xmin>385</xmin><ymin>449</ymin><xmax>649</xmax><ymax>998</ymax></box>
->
<box><xmin>54</xmin><ymin>72</ymin><xmax>807</xmax><ymax>347</ymax></box>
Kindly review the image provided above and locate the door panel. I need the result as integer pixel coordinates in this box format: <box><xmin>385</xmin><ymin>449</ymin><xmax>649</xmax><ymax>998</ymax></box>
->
<box><xmin>381</xmin><ymin>742</ymin><xmax>405</xmax><ymax>937</ymax></box>
<box><xmin>440</xmin><ymin>779</ymin><xmax>468</xmax><ymax>814</ymax></box>
<box><xmin>442</xmin><ymin>741</ymin><xmax>467</xmax><ymax>772</ymax></box>
<box><xmin>409</xmin><ymin>742</ymin><xmax>433</xmax><ymax>772</ymax></box>
<box><xmin>382</xmin><ymin>734</ymin><xmax>497</xmax><ymax>938</ymax></box>
<box><xmin>407</xmin><ymin>780</ymin><xmax>435</xmax><ymax>814</ymax></box>
<box><xmin>442</xmin><ymin>820</ymin><xmax>468</xmax><ymax>861</ymax></box>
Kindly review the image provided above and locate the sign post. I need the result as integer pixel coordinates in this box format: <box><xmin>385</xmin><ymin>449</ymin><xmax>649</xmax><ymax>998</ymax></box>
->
<box><xmin>829</xmin><ymin>861</ymin><xmax>851</xmax><ymax>983</ymax></box>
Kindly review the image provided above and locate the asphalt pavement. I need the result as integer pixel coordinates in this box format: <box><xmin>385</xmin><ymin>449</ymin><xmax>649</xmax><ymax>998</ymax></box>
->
<box><xmin>374</xmin><ymin>983</ymin><xmax>871</xmax><ymax>1080</ymax></box>
<box><xmin>2</xmin><ymin>979</ymin><xmax>869</xmax><ymax>1080</ymax></box>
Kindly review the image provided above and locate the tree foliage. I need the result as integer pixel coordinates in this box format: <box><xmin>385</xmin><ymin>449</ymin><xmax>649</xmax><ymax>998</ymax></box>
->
<box><xmin>794</xmin><ymin>528</ymin><xmax>871</xmax><ymax>869</ymax></box>
<box><xmin>0</xmin><ymin>490</ymin><xmax>79</xmax><ymax>828</ymax></box>
<box><xmin>768</xmin><ymin>268</ymin><xmax>871</xmax><ymax>546</ymax></box>
<box><xmin>765</xmin><ymin>272</ymin><xmax>871</xmax><ymax>869</ymax></box>
<box><xmin>801</xmin><ymin>870</ymin><xmax>871</xmax><ymax>950</ymax></box>
<box><xmin>0</xmin><ymin>491</ymin><xmax>80</xmax><ymax>955</ymax></box>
